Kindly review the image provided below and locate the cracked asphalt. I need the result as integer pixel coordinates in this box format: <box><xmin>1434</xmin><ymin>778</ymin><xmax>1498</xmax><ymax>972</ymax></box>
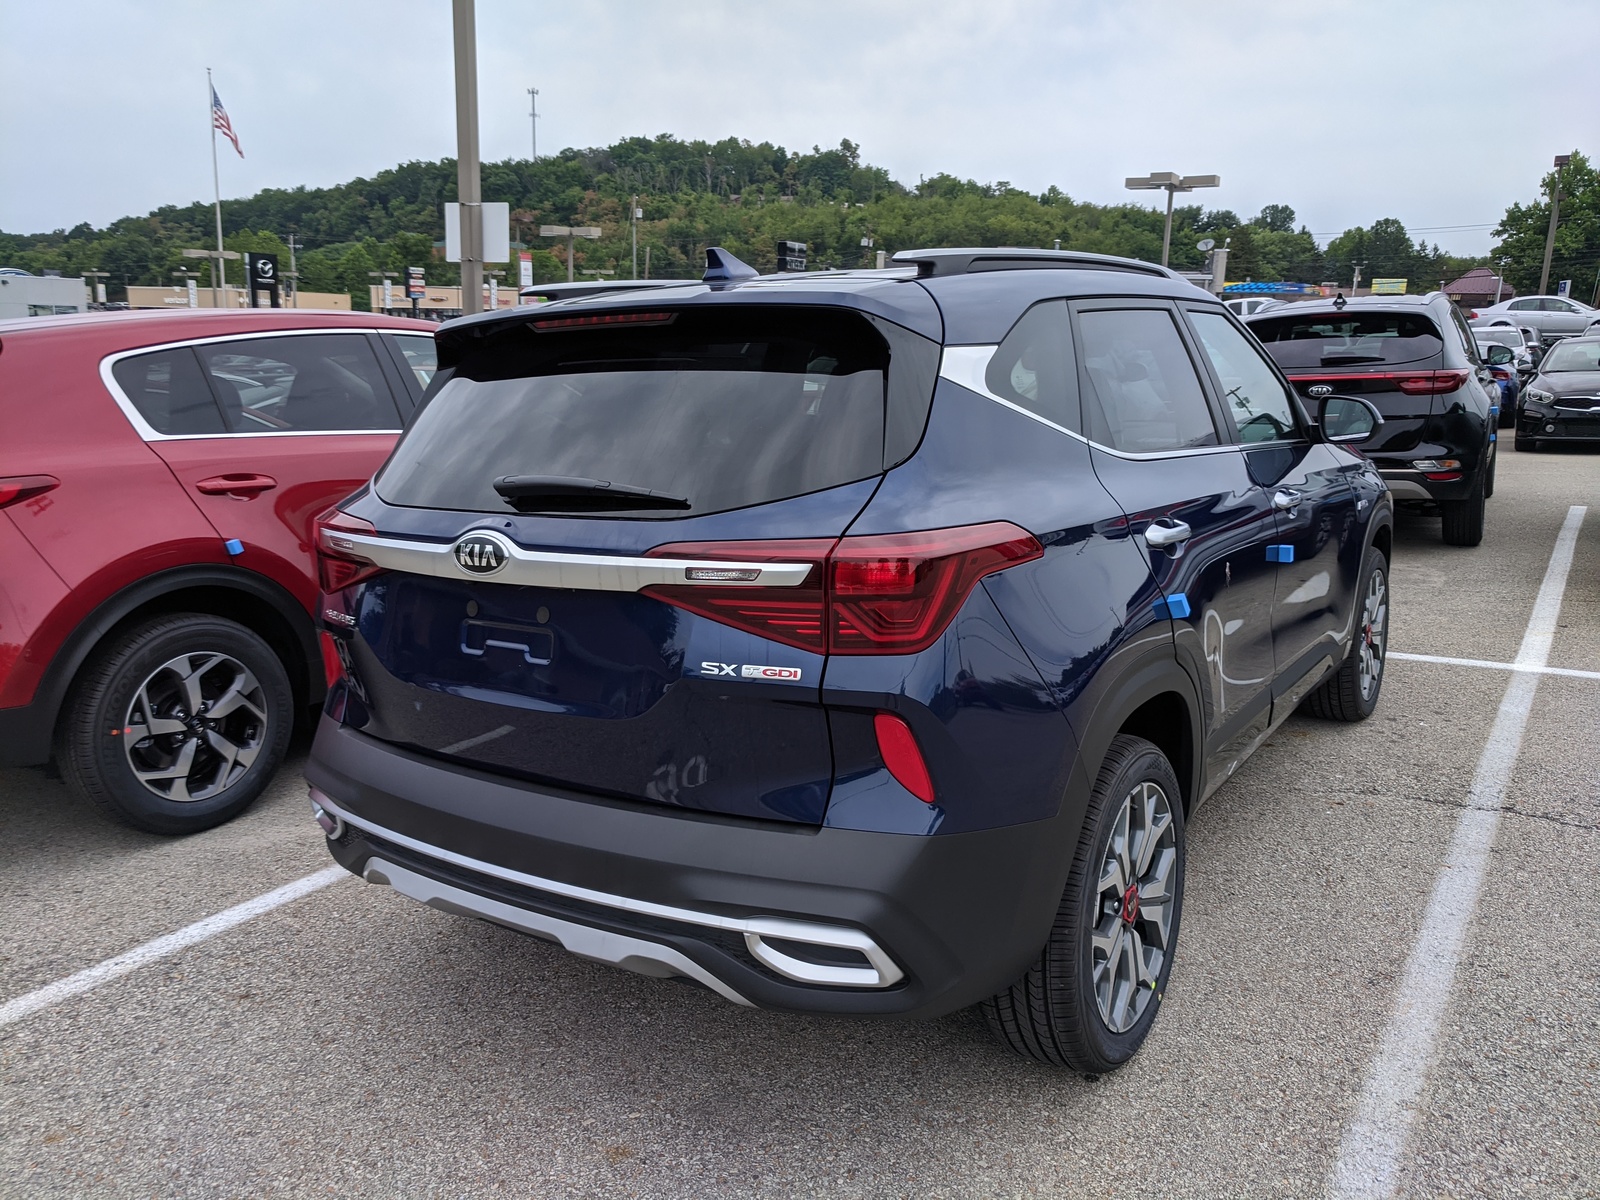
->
<box><xmin>2</xmin><ymin>446</ymin><xmax>1597</xmax><ymax>1198</ymax></box>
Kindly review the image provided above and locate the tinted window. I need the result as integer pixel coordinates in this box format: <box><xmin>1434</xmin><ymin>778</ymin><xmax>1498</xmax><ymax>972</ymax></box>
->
<box><xmin>1249</xmin><ymin>312</ymin><xmax>1444</xmax><ymax>369</ymax></box>
<box><xmin>1541</xmin><ymin>341</ymin><xmax>1600</xmax><ymax>372</ymax></box>
<box><xmin>393</xmin><ymin>334</ymin><xmax>438</xmax><ymax>391</ymax></box>
<box><xmin>1188</xmin><ymin>311</ymin><xmax>1299</xmax><ymax>443</ymax></box>
<box><xmin>1078</xmin><ymin>308</ymin><xmax>1218</xmax><ymax>453</ymax></box>
<box><xmin>195</xmin><ymin>334</ymin><xmax>400</xmax><ymax>432</ymax></box>
<box><xmin>111</xmin><ymin>348</ymin><xmax>226</xmax><ymax>436</ymax></box>
<box><xmin>984</xmin><ymin>300</ymin><xmax>1078</xmax><ymax>432</ymax></box>
<box><xmin>1509</xmin><ymin>299</ymin><xmax>1539</xmax><ymax>311</ymax></box>
<box><xmin>1475</xmin><ymin>327</ymin><xmax>1521</xmax><ymax>348</ymax></box>
<box><xmin>379</xmin><ymin>307</ymin><xmax>890</xmax><ymax>516</ymax></box>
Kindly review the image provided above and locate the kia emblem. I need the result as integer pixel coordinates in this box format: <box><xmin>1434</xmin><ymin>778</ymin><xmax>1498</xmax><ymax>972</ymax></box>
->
<box><xmin>1308</xmin><ymin>384</ymin><xmax>1333</xmax><ymax>398</ymax></box>
<box><xmin>453</xmin><ymin>532</ymin><xmax>509</xmax><ymax>576</ymax></box>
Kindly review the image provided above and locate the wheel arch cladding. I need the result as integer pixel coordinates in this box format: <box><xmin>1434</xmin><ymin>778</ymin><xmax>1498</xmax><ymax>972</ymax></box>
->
<box><xmin>46</xmin><ymin>568</ymin><xmax>319</xmax><ymax>748</ymax></box>
<box><xmin>1073</xmin><ymin>656</ymin><xmax>1201</xmax><ymax>816</ymax></box>
<box><xmin>1370</xmin><ymin>519</ymin><xmax>1393</xmax><ymax>566</ymax></box>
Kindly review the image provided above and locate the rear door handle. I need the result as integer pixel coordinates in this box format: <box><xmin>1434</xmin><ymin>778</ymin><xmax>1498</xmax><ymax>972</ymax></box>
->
<box><xmin>1272</xmin><ymin>489</ymin><xmax>1302</xmax><ymax>512</ymax></box>
<box><xmin>195</xmin><ymin>473</ymin><xmax>278</xmax><ymax>497</ymax></box>
<box><xmin>1143</xmin><ymin>520</ymin><xmax>1192</xmax><ymax>548</ymax></box>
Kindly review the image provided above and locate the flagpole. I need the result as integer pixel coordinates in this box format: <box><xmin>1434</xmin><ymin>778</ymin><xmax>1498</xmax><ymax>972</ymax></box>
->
<box><xmin>209</xmin><ymin>67</ymin><xmax>225</xmax><ymax>308</ymax></box>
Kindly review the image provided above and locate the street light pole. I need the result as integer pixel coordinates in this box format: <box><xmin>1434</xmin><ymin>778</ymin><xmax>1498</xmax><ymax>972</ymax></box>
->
<box><xmin>1125</xmin><ymin>172</ymin><xmax>1221</xmax><ymax>268</ymax></box>
<box><xmin>453</xmin><ymin>0</ymin><xmax>484</xmax><ymax>315</ymax></box>
<box><xmin>1538</xmin><ymin>153</ymin><xmax>1570</xmax><ymax>297</ymax></box>
<box><xmin>527</xmin><ymin>87</ymin><xmax>539</xmax><ymax>160</ymax></box>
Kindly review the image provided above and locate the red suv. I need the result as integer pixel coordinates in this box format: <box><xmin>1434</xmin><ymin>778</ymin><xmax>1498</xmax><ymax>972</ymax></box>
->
<box><xmin>0</xmin><ymin>308</ymin><xmax>436</xmax><ymax>833</ymax></box>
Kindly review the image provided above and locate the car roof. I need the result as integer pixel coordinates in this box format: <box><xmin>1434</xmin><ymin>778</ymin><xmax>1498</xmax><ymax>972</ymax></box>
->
<box><xmin>1246</xmin><ymin>294</ymin><xmax>1445</xmax><ymax>320</ymax></box>
<box><xmin>0</xmin><ymin>307</ymin><xmax>436</xmax><ymax>352</ymax></box>
<box><xmin>446</xmin><ymin>250</ymin><xmax>1218</xmax><ymax>350</ymax></box>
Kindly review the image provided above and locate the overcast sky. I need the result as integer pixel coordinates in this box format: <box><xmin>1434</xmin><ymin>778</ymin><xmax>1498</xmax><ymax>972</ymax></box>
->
<box><xmin>3</xmin><ymin>0</ymin><xmax>1596</xmax><ymax>255</ymax></box>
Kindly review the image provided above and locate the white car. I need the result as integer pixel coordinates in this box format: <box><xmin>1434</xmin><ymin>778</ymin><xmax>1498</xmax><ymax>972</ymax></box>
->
<box><xmin>1470</xmin><ymin>295</ymin><xmax>1597</xmax><ymax>341</ymax></box>
<box><xmin>1223</xmin><ymin>296</ymin><xmax>1284</xmax><ymax>318</ymax></box>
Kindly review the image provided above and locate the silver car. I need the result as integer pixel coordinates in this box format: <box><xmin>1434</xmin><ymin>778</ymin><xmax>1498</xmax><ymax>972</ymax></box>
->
<box><xmin>1471</xmin><ymin>294</ymin><xmax>1598</xmax><ymax>342</ymax></box>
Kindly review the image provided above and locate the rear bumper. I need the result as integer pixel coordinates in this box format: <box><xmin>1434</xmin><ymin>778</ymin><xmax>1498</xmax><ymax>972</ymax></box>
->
<box><xmin>1375</xmin><ymin>466</ymin><xmax>1479</xmax><ymax>503</ymax></box>
<box><xmin>306</xmin><ymin>716</ymin><xmax>1075</xmax><ymax>1018</ymax></box>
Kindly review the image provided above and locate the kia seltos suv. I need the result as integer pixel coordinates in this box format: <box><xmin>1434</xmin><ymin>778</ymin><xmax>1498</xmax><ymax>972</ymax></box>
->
<box><xmin>308</xmin><ymin>247</ymin><xmax>1391</xmax><ymax>1071</ymax></box>
<box><xmin>1516</xmin><ymin>335</ymin><xmax>1600</xmax><ymax>450</ymax></box>
<box><xmin>1248</xmin><ymin>294</ymin><xmax>1498</xmax><ymax>546</ymax></box>
<box><xmin>0</xmin><ymin>309</ymin><xmax>435</xmax><ymax>833</ymax></box>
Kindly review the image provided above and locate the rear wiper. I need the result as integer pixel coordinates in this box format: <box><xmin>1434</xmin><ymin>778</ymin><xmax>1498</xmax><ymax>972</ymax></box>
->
<box><xmin>491</xmin><ymin>474</ymin><xmax>691</xmax><ymax>512</ymax></box>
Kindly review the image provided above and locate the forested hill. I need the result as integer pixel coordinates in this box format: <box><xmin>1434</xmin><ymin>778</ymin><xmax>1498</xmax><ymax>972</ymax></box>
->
<box><xmin>1</xmin><ymin>133</ymin><xmax>1485</xmax><ymax>306</ymax></box>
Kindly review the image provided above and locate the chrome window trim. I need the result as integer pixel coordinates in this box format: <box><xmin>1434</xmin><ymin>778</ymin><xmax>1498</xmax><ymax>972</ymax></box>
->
<box><xmin>316</xmin><ymin>791</ymin><xmax>904</xmax><ymax>989</ymax></box>
<box><xmin>331</xmin><ymin>528</ymin><xmax>817</xmax><ymax>591</ymax></box>
<box><xmin>98</xmin><ymin>326</ymin><xmax>407</xmax><ymax>442</ymax></box>
<box><xmin>939</xmin><ymin>344</ymin><xmax>1242</xmax><ymax>461</ymax></box>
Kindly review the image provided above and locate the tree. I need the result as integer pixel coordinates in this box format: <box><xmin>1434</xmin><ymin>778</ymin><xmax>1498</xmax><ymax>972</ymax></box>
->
<box><xmin>1251</xmin><ymin>204</ymin><xmax>1296</xmax><ymax>234</ymax></box>
<box><xmin>1493</xmin><ymin>151</ymin><xmax>1600</xmax><ymax>298</ymax></box>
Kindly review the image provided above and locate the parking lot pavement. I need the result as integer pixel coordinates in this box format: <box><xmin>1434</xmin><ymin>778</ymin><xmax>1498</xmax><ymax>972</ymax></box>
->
<box><xmin>2</xmin><ymin>447</ymin><xmax>1598</xmax><ymax>1198</ymax></box>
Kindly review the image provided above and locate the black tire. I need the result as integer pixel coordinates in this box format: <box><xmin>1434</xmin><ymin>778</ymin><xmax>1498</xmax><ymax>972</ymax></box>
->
<box><xmin>1301</xmin><ymin>547</ymin><xmax>1389</xmax><ymax>722</ymax></box>
<box><xmin>56</xmin><ymin>614</ymin><xmax>293</xmax><ymax>835</ymax></box>
<box><xmin>1497</xmin><ymin>404</ymin><xmax>1515</xmax><ymax>429</ymax></box>
<box><xmin>982</xmin><ymin>735</ymin><xmax>1185</xmax><ymax>1073</ymax></box>
<box><xmin>1440</xmin><ymin>481</ymin><xmax>1485</xmax><ymax>547</ymax></box>
<box><xmin>1483</xmin><ymin>446</ymin><xmax>1496</xmax><ymax>499</ymax></box>
<box><xmin>1514</xmin><ymin>434</ymin><xmax>1539</xmax><ymax>452</ymax></box>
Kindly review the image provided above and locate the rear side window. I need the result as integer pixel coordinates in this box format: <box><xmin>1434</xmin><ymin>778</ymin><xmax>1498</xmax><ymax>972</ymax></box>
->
<box><xmin>392</xmin><ymin>334</ymin><xmax>438</xmax><ymax>391</ymax></box>
<box><xmin>1249</xmin><ymin>312</ymin><xmax>1444</xmax><ymax>369</ymax></box>
<box><xmin>1077</xmin><ymin>308</ymin><xmax>1218</xmax><ymax>454</ymax></box>
<box><xmin>111</xmin><ymin>348</ymin><xmax>226</xmax><ymax>436</ymax></box>
<box><xmin>379</xmin><ymin>307</ymin><xmax>892</xmax><ymax>516</ymax></box>
<box><xmin>985</xmin><ymin>301</ymin><xmax>1079</xmax><ymax>432</ymax></box>
<box><xmin>195</xmin><ymin>335</ymin><xmax>401</xmax><ymax>432</ymax></box>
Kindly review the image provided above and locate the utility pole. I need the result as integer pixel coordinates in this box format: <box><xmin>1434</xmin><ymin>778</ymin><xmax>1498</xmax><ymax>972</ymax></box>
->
<box><xmin>453</xmin><ymin>0</ymin><xmax>483</xmax><ymax>315</ymax></box>
<box><xmin>1538</xmin><ymin>153</ymin><xmax>1570</xmax><ymax>296</ymax></box>
<box><xmin>286</xmin><ymin>232</ymin><xmax>300</xmax><ymax>307</ymax></box>
<box><xmin>527</xmin><ymin>86</ymin><xmax>539</xmax><ymax>160</ymax></box>
<box><xmin>631</xmin><ymin>195</ymin><xmax>639</xmax><ymax>279</ymax></box>
<box><xmin>1352</xmin><ymin>261</ymin><xmax>1364</xmax><ymax>295</ymax></box>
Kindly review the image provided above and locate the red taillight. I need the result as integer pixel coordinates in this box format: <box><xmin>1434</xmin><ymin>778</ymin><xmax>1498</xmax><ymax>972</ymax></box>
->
<box><xmin>0</xmin><ymin>475</ymin><xmax>59</xmax><ymax>509</ymax></box>
<box><xmin>319</xmin><ymin>630</ymin><xmax>345</xmax><ymax>687</ymax></box>
<box><xmin>1396</xmin><ymin>369</ymin><xmax>1471</xmax><ymax>395</ymax></box>
<box><xmin>1468</xmin><ymin>310</ymin><xmax>1479</xmax><ymax>319</ymax></box>
<box><xmin>645</xmin><ymin>522</ymin><xmax>1043</xmax><ymax>656</ymax></box>
<box><xmin>874</xmin><ymin>711</ymin><xmax>934</xmax><ymax>803</ymax></box>
<box><xmin>642</xmin><ymin>540</ymin><xmax>835</xmax><ymax>652</ymax></box>
<box><xmin>314</xmin><ymin>508</ymin><xmax>381</xmax><ymax>593</ymax></box>
<box><xmin>1490</xmin><ymin>367</ymin><xmax>1512</xmax><ymax>381</ymax></box>
<box><xmin>829</xmin><ymin>524</ymin><xmax>1043</xmax><ymax>653</ymax></box>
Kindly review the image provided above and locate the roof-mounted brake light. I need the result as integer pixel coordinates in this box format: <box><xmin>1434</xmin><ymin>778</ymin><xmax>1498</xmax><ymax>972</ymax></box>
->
<box><xmin>530</xmin><ymin>311</ymin><xmax>677</xmax><ymax>330</ymax></box>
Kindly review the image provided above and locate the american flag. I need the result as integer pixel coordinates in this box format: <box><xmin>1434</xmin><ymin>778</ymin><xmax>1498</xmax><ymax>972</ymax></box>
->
<box><xmin>212</xmin><ymin>86</ymin><xmax>243</xmax><ymax>158</ymax></box>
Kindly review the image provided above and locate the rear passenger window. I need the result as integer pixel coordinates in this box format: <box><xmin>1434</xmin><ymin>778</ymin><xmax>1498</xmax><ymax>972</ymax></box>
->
<box><xmin>984</xmin><ymin>300</ymin><xmax>1078</xmax><ymax>432</ymax></box>
<box><xmin>111</xmin><ymin>348</ymin><xmax>226</xmax><ymax>436</ymax></box>
<box><xmin>195</xmin><ymin>335</ymin><xmax>401</xmax><ymax>433</ymax></box>
<box><xmin>392</xmin><ymin>334</ymin><xmax>438</xmax><ymax>391</ymax></box>
<box><xmin>1077</xmin><ymin>308</ymin><xmax>1218</xmax><ymax>453</ymax></box>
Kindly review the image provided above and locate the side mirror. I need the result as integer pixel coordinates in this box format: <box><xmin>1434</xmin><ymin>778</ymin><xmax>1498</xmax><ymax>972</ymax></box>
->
<box><xmin>1320</xmin><ymin>394</ymin><xmax>1382</xmax><ymax>444</ymax></box>
<box><xmin>1486</xmin><ymin>345</ymin><xmax>1514</xmax><ymax>366</ymax></box>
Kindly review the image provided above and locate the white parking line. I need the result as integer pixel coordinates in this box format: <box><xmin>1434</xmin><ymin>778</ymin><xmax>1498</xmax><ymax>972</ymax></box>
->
<box><xmin>1388</xmin><ymin>650</ymin><xmax>1600</xmax><ymax>681</ymax></box>
<box><xmin>1330</xmin><ymin>504</ymin><xmax>1588</xmax><ymax>1198</ymax></box>
<box><xmin>0</xmin><ymin>865</ymin><xmax>347</xmax><ymax>1028</ymax></box>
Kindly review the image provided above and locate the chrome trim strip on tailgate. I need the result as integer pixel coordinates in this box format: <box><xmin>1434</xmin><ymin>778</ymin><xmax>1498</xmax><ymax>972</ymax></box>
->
<box><xmin>315</xmin><ymin>790</ymin><xmax>905</xmax><ymax>990</ymax></box>
<box><xmin>329</xmin><ymin>529</ymin><xmax>816</xmax><ymax>591</ymax></box>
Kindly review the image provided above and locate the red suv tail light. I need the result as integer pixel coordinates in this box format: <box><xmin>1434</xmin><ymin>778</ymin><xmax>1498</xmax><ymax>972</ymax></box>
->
<box><xmin>1396</xmin><ymin>368</ymin><xmax>1471</xmax><ymax>395</ymax></box>
<box><xmin>0</xmin><ymin>475</ymin><xmax>59</xmax><ymax>510</ymax></box>
<box><xmin>645</xmin><ymin>522</ymin><xmax>1043</xmax><ymax>656</ymax></box>
<box><xmin>314</xmin><ymin>508</ymin><xmax>381</xmax><ymax>593</ymax></box>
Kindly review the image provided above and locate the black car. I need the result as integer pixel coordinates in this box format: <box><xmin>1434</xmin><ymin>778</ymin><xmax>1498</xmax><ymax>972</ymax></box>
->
<box><xmin>1515</xmin><ymin>336</ymin><xmax>1600</xmax><ymax>451</ymax></box>
<box><xmin>308</xmin><ymin>247</ymin><xmax>1391</xmax><ymax>1073</ymax></box>
<box><xmin>1248</xmin><ymin>294</ymin><xmax>1499</xmax><ymax>546</ymax></box>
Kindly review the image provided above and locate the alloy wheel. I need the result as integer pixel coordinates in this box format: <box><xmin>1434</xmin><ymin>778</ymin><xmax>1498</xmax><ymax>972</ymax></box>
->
<box><xmin>1358</xmin><ymin>568</ymin><xmax>1388</xmax><ymax>701</ymax></box>
<box><xmin>121</xmin><ymin>652</ymin><xmax>268</xmax><ymax>803</ymax></box>
<box><xmin>1091</xmin><ymin>779</ymin><xmax>1179</xmax><ymax>1034</ymax></box>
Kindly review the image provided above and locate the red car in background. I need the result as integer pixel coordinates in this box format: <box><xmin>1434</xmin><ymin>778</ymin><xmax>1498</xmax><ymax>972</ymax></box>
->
<box><xmin>0</xmin><ymin>308</ymin><xmax>437</xmax><ymax>833</ymax></box>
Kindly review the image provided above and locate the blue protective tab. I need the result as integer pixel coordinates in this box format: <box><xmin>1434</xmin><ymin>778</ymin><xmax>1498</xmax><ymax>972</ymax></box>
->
<box><xmin>224</xmin><ymin>538</ymin><xmax>244</xmax><ymax>556</ymax></box>
<box><xmin>1266</xmin><ymin>544</ymin><xmax>1295</xmax><ymax>563</ymax></box>
<box><xmin>1153</xmin><ymin>593</ymin><xmax>1191</xmax><ymax>620</ymax></box>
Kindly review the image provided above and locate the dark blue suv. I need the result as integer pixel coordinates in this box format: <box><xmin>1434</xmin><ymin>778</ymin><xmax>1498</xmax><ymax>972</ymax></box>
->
<box><xmin>307</xmin><ymin>247</ymin><xmax>1392</xmax><ymax>1072</ymax></box>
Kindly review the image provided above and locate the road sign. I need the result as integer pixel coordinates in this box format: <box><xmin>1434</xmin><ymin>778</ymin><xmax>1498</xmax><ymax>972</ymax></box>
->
<box><xmin>406</xmin><ymin>267</ymin><xmax>426</xmax><ymax>298</ymax></box>
<box><xmin>776</xmin><ymin>239</ymin><xmax>807</xmax><ymax>272</ymax></box>
<box><xmin>245</xmin><ymin>253</ymin><xmax>281</xmax><ymax>307</ymax></box>
<box><xmin>519</xmin><ymin>251</ymin><xmax>532</xmax><ymax>288</ymax></box>
<box><xmin>1371</xmin><ymin>278</ymin><xmax>1408</xmax><ymax>295</ymax></box>
<box><xmin>1557</xmin><ymin>279</ymin><xmax>1572</xmax><ymax>298</ymax></box>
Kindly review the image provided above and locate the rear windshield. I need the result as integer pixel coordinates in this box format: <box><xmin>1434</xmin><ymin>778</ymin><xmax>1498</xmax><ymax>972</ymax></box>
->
<box><xmin>1249</xmin><ymin>312</ymin><xmax>1443</xmax><ymax>369</ymax></box>
<box><xmin>1474</xmin><ymin>327</ymin><xmax>1522</xmax><ymax>349</ymax></box>
<box><xmin>378</xmin><ymin>306</ymin><xmax>891</xmax><ymax>516</ymax></box>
